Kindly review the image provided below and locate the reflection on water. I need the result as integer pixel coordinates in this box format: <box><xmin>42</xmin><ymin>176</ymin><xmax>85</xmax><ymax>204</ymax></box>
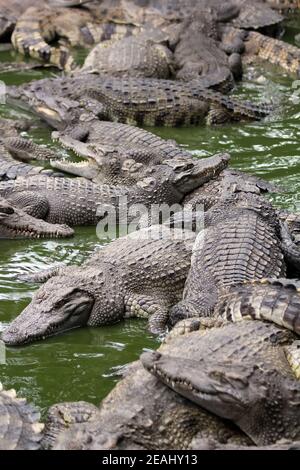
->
<box><xmin>0</xmin><ymin>28</ymin><xmax>300</xmax><ymax>414</ymax></box>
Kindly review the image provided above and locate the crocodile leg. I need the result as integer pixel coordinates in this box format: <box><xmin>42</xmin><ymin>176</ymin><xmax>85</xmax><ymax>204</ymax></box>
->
<box><xmin>125</xmin><ymin>294</ymin><xmax>170</xmax><ymax>335</ymax></box>
<box><xmin>206</xmin><ymin>104</ymin><xmax>233</xmax><ymax>125</ymax></box>
<box><xmin>244</xmin><ymin>31</ymin><xmax>300</xmax><ymax>77</ymax></box>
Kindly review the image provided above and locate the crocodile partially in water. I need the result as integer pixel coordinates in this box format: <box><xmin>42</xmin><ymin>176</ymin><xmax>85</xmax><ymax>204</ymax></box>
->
<box><xmin>0</xmin><ymin>153</ymin><xmax>229</xmax><ymax>226</ymax></box>
<box><xmin>0</xmin><ymin>196</ymin><xmax>74</xmax><ymax>239</ymax></box>
<box><xmin>7</xmin><ymin>75</ymin><xmax>273</xmax><ymax>129</ymax></box>
<box><xmin>44</xmin><ymin>280</ymin><xmax>300</xmax><ymax>449</ymax></box>
<box><xmin>1</xmin><ymin>224</ymin><xmax>197</xmax><ymax>344</ymax></box>
<box><xmin>42</xmin><ymin>359</ymin><xmax>252</xmax><ymax>450</ymax></box>
<box><xmin>49</xmin><ymin>119</ymin><xmax>197</xmax><ymax>182</ymax></box>
<box><xmin>2</xmin><ymin>277</ymin><xmax>300</xmax><ymax>449</ymax></box>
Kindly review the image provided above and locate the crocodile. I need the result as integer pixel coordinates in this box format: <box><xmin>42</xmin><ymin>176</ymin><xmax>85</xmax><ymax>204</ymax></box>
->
<box><xmin>0</xmin><ymin>381</ymin><xmax>44</xmax><ymax>450</ymax></box>
<box><xmin>81</xmin><ymin>13</ymin><xmax>238</xmax><ymax>88</ymax></box>
<box><xmin>81</xmin><ymin>30</ymin><xmax>174</xmax><ymax>79</ymax></box>
<box><xmin>0</xmin><ymin>196</ymin><xmax>74</xmax><ymax>239</ymax></box>
<box><xmin>42</xmin><ymin>360</ymin><xmax>252</xmax><ymax>450</ymax></box>
<box><xmin>7</xmin><ymin>73</ymin><xmax>273</xmax><ymax>130</ymax></box>
<box><xmin>0</xmin><ymin>118</ymin><xmax>63</xmax><ymax>180</ymax></box>
<box><xmin>46</xmin><ymin>280</ymin><xmax>300</xmax><ymax>450</ymax></box>
<box><xmin>0</xmin><ymin>153</ymin><xmax>229</xmax><ymax>226</ymax></box>
<box><xmin>141</xmin><ymin>318</ymin><xmax>300</xmax><ymax>445</ymax></box>
<box><xmin>1</xmin><ymin>223</ymin><xmax>198</xmax><ymax>345</ymax></box>
<box><xmin>49</xmin><ymin>119</ymin><xmax>195</xmax><ymax>182</ymax></box>
<box><xmin>3</xmin><ymin>136</ymin><xmax>61</xmax><ymax>162</ymax></box>
<box><xmin>213</xmin><ymin>277</ymin><xmax>300</xmax><ymax>335</ymax></box>
<box><xmin>169</xmin><ymin>193</ymin><xmax>286</xmax><ymax>326</ymax></box>
<box><xmin>84</xmin><ymin>76</ymin><xmax>273</xmax><ymax>126</ymax></box>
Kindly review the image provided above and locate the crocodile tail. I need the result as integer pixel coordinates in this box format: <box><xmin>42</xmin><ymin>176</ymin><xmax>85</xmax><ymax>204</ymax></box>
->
<box><xmin>190</xmin><ymin>85</ymin><xmax>273</xmax><ymax>120</ymax></box>
<box><xmin>208</xmin><ymin>90</ymin><xmax>273</xmax><ymax>120</ymax></box>
<box><xmin>11</xmin><ymin>7</ymin><xmax>75</xmax><ymax>71</ymax></box>
<box><xmin>216</xmin><ymin>278</ymin><xmax>300</xmax><ymax>335</ymax></box>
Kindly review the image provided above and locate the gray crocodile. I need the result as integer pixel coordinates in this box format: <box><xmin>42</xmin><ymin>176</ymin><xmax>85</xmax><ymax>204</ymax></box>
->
<box><xmin>84</xmin><ymin>76</ymin><xmax>273</xmax><ymax>126</ymax></box>
<box><xmin>214</xmin><ymin>277</ymin><xmax>300</xmax><ymax>336</ymax></box>
<box><xmin>243</xmin><ymin>30</ymin><xmax>300</xmax><ymax>78</ymax></box>
<box><xmin>0</xmin><ymin>153</ymin><xmax>229</xmax><ymax>226</ymax></box>
<box><xmin>141</xmin><ymin>318</ymin><xmax>300</xmax><ymax>445</ymax></box>
<box><xmin>3</xmin><ymin>136</ymin><xmax>60</xmax><ymax>162</ymax></box>
<box><xmin>1</xmin><ymin>224</ymin><xmax>197</xmax><ymax>345</ymax></box>
<box><xmin>50</xmin><ymin>119</ymin><xmax>195</xmax><ymax>182</ymax></box>
<box><xmin>7</xmin><ymin>75</ymin><xmax>273</xmax><ymax>130</ymax></box>
<box><xmin>169</xmin><ymin>193</ymin><xmax>286</xmax><ymax>325</ymax></box>
<box><xmin>45</xmin><ymin>276</ymin><xmax>300</xmax><ymax>449</ymax></box>
<box><xmin>0</xmin><ymin>381</ymin><xmax>44</xmax><ymax>450</ymax></box>
<box><xmin>10</xmin><ymin>2</ymin><xmax>147</xmax><ymax>70</ymax></box>
<box><xmin>0</xmin><ymin>196</ymin><xmax>74</xmax><ymax>239</ymax></box>
<box><xmin>43</xmin><ymin>360</ymin><xmax>253</xmax><ymax>450</ymax></box>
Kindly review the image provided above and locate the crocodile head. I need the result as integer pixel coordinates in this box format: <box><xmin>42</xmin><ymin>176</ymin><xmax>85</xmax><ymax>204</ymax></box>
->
<box><xmin>1</xmin><ymin>266</ymin><xmax>124</xmax><ymax>346</ymax></box>
<box><xmin>136</xmin><ymin>153</ymin><xmax>230</xmax><ymax>202</ymax></box>
<box><xmin>0</xmin><ymin>197</ymin><xmax>74</xmax><ymax>239</ymax></box>
<box><xmin>2</xmin><ymin>277</ymin><xmax>94</xmax><ymax>346</ymax></box>
<box><xmin>141</xmin><ymin>346</ymin><xmax>300</xmax><ymax>445</ymax></box>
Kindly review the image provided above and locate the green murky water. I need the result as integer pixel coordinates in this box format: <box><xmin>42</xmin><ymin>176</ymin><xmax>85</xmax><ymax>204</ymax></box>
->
<box><xmin>0</xmin><ymin>20</ymin><xmax>299</xmax><ymax>416</ymax></box>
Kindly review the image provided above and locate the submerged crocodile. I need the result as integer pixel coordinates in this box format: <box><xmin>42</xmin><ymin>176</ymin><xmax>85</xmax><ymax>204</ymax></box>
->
<box><xmin>0</xmin><ymin>196</ymin><xmax>74</xmax><ymax>239</ymax></box>
<box><xmin>169</xmin><ymin>193</ymin><xmax>286</xmax><ymax>325</ymax></box>
<box><xmin>0</xmin><ymin>153</ymin><xmax>229</xmax><ymax>226</ymax></box>
<box><xmin>0</xmin><ymin>382</ymin><xmax>43</xmax><ymax>450</ymax></box>
<box><xmin>142</xmin><ymin>317</ymin><xmax>300</xmax><ymax>445</ymax></box>
<box><xmin>1</xmin><ymin>224</ymin><xmax>197</xmax><ymax>345</ymax></box>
